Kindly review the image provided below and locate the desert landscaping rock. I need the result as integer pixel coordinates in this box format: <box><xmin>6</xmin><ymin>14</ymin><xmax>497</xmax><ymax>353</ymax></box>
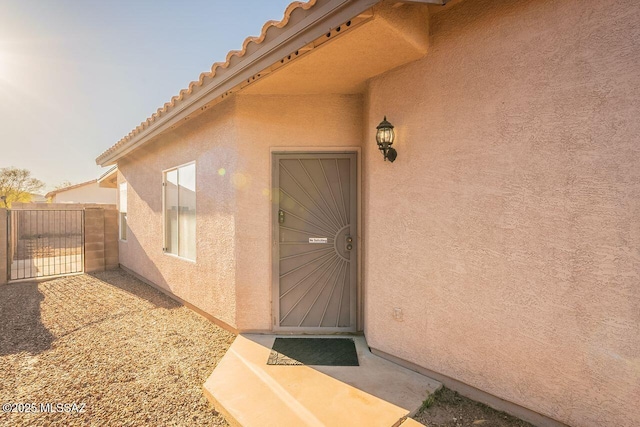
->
<box><xmin>0</xmin><ymin>270</ymin><xmax>233</xmax><ymax>426</ymax></box>
<box><xmin>413</xmin><ymin>387</ymin><xmax>533</xmax><ymax>427</ymax></box>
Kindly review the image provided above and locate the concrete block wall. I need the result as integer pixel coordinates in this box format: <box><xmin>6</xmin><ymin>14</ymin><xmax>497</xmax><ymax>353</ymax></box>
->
<box><xmin>103</xmin><ymin>208</ymin><xmax>119</xmax><ymax>270</ymax></box>
<box><xmin>84</xmin><ymin>208</ymin><xmax>106</xmax><ymax>273</ymax></box>
<box><xmin>72</xmin><ymin>205</ymin><xmax>119</xmax><ymax>273</ymax></box>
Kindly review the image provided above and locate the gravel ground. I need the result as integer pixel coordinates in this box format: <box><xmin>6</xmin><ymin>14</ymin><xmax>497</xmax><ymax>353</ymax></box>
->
<box><xmin>0</xmin><ymin>270</ymin><xmax>234</xmax><ymax>426</ymax></box>
<box><xmin>413</xmin><ymin>387</ymin><xmax>534</xmax><ymax>427</ymax></box>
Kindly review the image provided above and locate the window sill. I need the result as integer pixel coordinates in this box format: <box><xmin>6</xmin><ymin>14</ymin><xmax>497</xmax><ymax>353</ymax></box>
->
<box><xmin>163</xmin><ymin>251</ymin><xmax>196</xmax><ymax>264</ymax></box>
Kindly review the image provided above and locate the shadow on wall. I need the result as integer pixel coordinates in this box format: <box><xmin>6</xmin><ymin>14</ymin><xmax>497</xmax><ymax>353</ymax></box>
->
<box><xmin>0</xmin><ymin>283</ymin><xmax>55</xmax><ymax>356</ymax></box>
<box><xmin>116</xmin><ymin>227</ymin><xmax>173</xmax><ymax>294</ymax></box>
<box><xmin>119</xmin><ymin>198</ymin><xmax>237</xmax><ymax>320</ymax></box>
<box><xmin>118</xmin><ymin>143</ymin><xmax>243</xmax><ymax>326</ymax></box>
<box><xmin>113</xmin><ymin>226</ymin><xmax>199</xmax><ymax>316</ymax></box>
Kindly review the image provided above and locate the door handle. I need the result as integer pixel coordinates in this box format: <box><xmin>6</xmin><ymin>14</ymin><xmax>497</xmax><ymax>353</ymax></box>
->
<box><xmin>278</xmin><ymin>209</ymin><xmax>285</xmax><ymax>224</ymax></box>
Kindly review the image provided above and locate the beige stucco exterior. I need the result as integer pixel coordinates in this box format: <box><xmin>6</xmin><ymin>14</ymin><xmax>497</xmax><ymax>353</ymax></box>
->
<box><xmin>363</xmin><ymin>1</ymin><xmax>640</xmax><ymax>426</ymax></box>
<box><xmin>105</xmin><ymin>0</ymin><xmax>639</xmax><ymax>425</ymax></box>
<box><xmin>234</xmin><ymin>94</ymin><xmax>364</xmax><ymax>330</ymax></box>
<box><xmin>117</xmin><ymin>100</ymin><xmax>239</xmax><ymax>328</ymax></box>
<box><xmin>117</xmin><ymin>94</ymin><xmax>363</xmax><ymax>330</ymax></box>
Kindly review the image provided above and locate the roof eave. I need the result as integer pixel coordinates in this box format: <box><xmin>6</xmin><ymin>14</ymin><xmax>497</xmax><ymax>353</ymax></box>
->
<box><xmin>97</xmin><ymin>166</ymin><xmax>118</xmax><ymax>188</ymax></box>
<box><xmin>96</xmin><ymin>0</ymin><xmax>381</xmax><ymax>167</ymax></box>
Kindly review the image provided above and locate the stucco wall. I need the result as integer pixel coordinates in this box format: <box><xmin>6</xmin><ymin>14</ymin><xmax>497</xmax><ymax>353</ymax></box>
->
<box><xmin>363</xmin><ymin>1</ymin><xmax>640</xmax><ymax>426</ymax></box>
<box><xmin>52</xmin><ymin>182</ymin><xmax>116</xmax><ymax>204</ymax></box>
<box><xmin>117</xmin><ymin>94</ymin><xmax>363</xmax><ymax>330</ymax></box>
<box><xmin>118</xmin><ymin>100</ymin><xmax>239</xmax><ymax>327</ymax></box>
<box><xmin>234</xmin><ymin>94</ymin><xmax>363</xmax><ymax>330</ymax></box>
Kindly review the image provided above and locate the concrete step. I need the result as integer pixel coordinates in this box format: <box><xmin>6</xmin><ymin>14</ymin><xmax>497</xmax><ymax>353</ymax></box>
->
<box><xmin>204</xmin><ymin>334</ymin><xmax>441</xmax><ymax>427</ymax></box>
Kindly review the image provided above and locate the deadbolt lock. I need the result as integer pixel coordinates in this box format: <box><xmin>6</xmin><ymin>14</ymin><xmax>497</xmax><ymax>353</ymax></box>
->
<box><xmin>346</xmin><ymin>236</ymin><xmax>353</xmax><ymax>243</ymax></box>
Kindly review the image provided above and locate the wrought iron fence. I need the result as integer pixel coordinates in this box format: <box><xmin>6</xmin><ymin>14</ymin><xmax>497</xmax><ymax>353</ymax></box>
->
<box><xmin>8</xmin><ymin>209</ymin><xmax>84</xmax><ymax>281</ymax></box>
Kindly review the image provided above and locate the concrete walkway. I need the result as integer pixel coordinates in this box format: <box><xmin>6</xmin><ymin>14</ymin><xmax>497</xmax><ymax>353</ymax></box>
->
<box><xmin>204</xmin><ymin>334</ymin><xmax>441</xmax><ymax>427</ymax></box>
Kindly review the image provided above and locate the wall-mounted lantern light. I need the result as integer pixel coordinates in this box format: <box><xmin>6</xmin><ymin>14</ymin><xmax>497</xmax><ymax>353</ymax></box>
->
<box><xmin>376</xmin><ymin>116</ymin><xmax>397</xmax><ymax>162</ymax></box>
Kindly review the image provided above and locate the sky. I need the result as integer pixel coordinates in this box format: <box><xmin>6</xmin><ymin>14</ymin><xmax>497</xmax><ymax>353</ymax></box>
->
<box><xmin>0</xmin><ymin>0</ymin><xmax>294</xmax><ymax>192</ymax></box>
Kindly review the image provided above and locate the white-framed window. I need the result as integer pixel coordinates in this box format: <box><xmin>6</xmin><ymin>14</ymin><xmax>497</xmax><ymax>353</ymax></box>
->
<box><xmin>163</xmin><ymin>162</ymin><xmax>196</xmax><ymax>261</ymax></box>
<box><xmin>119</xmin><ymin>181</ymin><xmax>127</xmax><ymax>241</ymax></box>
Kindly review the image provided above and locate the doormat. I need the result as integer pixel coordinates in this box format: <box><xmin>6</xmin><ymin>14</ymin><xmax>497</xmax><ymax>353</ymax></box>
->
<box><xmin>267</xmin><ymin>338</ymin><xmax>359</xmax><ymax>366</ymax></box>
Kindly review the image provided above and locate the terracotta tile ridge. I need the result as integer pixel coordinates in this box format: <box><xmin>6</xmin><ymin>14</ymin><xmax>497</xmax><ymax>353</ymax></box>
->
<box><xmin>97</xmin><ymin>0</ymin><xmax>317</xmax><ymax>163</ymax></box>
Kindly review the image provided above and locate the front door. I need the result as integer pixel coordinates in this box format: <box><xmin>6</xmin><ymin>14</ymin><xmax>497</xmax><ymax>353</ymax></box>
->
<box><xmin>273</xmin><ymin>152</ymin><xmax>357</xmax><ymax>332</ymax></box>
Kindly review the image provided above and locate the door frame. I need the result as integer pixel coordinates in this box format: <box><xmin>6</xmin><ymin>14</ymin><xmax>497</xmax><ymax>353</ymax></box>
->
<box><xmin>271</xmin><ymin>147</ymin><xmax>362</xmax><ymax>333</ymax></box>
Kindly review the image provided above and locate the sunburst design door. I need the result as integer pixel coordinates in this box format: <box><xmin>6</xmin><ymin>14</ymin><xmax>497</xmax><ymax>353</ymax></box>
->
<box><xmin>273</xmin><ymin>153</ymin><xmax>357</xmax><ymax>331</ymax></box>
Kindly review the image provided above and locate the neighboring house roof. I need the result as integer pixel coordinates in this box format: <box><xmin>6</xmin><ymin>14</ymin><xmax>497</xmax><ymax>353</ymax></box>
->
<box><xmin>95</xmin><ymin>0</ymin><xmax>396</xmax><ymax>166</ymax></box>
<box><xmin>45</xmin><ymin>179</ymin><xmax>97</xmax><ymax>199</ymax></box>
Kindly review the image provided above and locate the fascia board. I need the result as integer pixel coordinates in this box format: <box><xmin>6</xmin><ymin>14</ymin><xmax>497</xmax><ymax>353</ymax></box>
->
<box><xmin>97</xmin><ymin>0</ymin><xmax>381</xmax><ymax>166</ymax></box>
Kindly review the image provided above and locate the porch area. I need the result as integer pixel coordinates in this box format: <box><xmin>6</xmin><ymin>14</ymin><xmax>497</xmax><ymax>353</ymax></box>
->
<box><xmin>204</xmin><ymin>334</ymin><xmax>441</xmax><ymax>427</ymax></box>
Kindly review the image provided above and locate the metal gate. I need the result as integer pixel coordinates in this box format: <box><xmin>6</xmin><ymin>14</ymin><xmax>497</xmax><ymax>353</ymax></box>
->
<box><xmin>7</xmin><ymin>209</ymin><xmax>84</xmax><ymax>281</ymax></box>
